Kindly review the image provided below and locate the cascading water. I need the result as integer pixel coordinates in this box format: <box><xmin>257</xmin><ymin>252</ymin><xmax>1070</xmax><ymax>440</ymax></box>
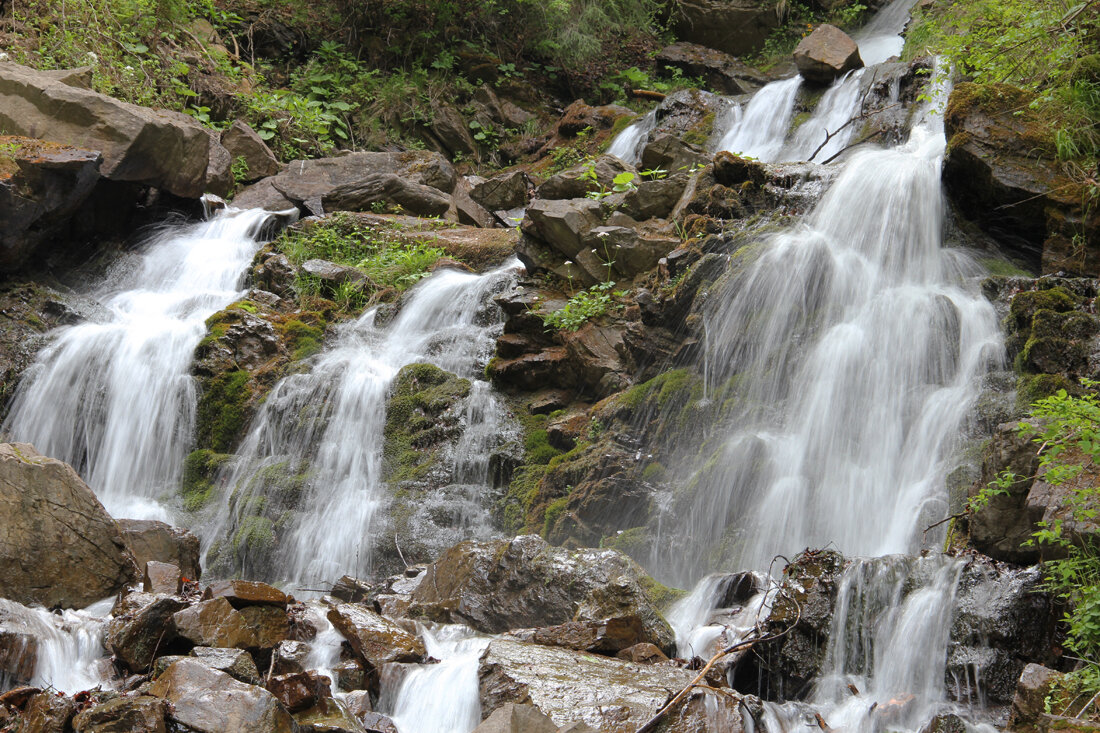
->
<box><xmin>201</xmin><ymin>261</ymin><xmax>520</xmax><ymax>589</ymax></box>
<box><xmin>659</xmin><ymin>66</ymin><xmax>1001</xmax><ymax>581</ymax></box>
<box><xmin>714</xmin><ymin>76</ymin><xmax>803</xmax><ymax>161</ymax></box>
<box><xmin>381</xmin><ymin>625</ymin><xmax>491</xmax><ymax>733</ymax></box>
<box><xmin>0</xmin><ymin>597</ymin><xmax>115</xmax><ymax>694</ymax></box>
<box><xmin>2</xmin><ymin>207</ymin><xmax>281</xmax><ymax>521</ymax></box>
<box><xmin>761</xmin><ymin>556</ymin><xmax>969</xmax><ymax>733</ymax></box>
<box><xmin>606</xmin><ymin>109</ymin><xmax>658</xmax><ymax>165</ymax></box>
<box><xmin>781</xmin><ymin>70</ymin><xmax>866</xmax><ymax>162</ymax></box>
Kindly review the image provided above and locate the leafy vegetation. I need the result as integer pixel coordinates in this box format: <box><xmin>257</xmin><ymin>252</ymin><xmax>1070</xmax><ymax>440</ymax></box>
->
<box><xmin>904</xmin><ymin>0</ymin><xmax>1100</xmax><ymax>167</ymax></box>
<box><xmin>540</xmin><ymin>280</ymin><xmax>619</xmax><ymax>331</ymax></box>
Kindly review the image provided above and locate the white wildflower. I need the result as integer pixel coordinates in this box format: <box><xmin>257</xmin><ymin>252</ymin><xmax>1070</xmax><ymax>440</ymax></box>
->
<box><xmin>85</xmin><ymin>51</ymin><xmax>98</xmax><ymax>63</ymax></box>
<box><xmin>596</xmin><ymin>230</ymin><xmax>609</xmax><ymax>238</ymax></box>
<box><xmin>0</xmin><ymin>52</ymin><xmax>9</xmax><ymax>62</ymax></box>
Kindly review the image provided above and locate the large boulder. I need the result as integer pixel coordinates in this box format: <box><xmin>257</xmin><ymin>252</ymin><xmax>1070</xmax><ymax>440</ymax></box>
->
<box><xmin>0</xmin><ymin>61</ymin><xmax>226</xmax><ymax>198</ymax></box>
<box><xmin>149</xmin><ymin>658</ymin><xmax>297</xmax><ymax>733</ymax></box>
<box><xmin>233</xmin><ymin>151</ymin><xmax>457</xmax><ymax>216</ymax></box>
<box><xmin>326</xmin><ymin>604</ymin><xmax>425</xmax><ymax>670</ymax></box>
<box><xmin>478</xmin><ymin>639</ymin><xmax>744</xmax><ymax>730</ymax></box>
<box><xmin>0</xmin><ymin>136</ymin><xmax>102</xmax><ymax>272</ymax></box>
<box><xmin>793</xmin><ymin>24</ymin><xmax>864</xmax><ymax>84</ymax></box>
<box><xmin>408</xmin><ymin>535</ymin><xmax>675</xmax><ymax>654</ymax></box>
<box><xmin>521</xmin><ymin>198</ymin><xmax>605</xmax><ymax>260</ymax></box>
<box><xmin>656</xmin><ymin>43</ymin><xmax>769</xmax><ymax>96</ymax></box>
<box><xmin>0</xmin><ymin>442</ymin><xmax>138</xmax><ymax>609</ymax></box>
<box><xmin>220</xmin><ymin>120</ymin><xmax>282</xmax><ymax>182</ymax></box>
<box><xmin>117</xmin><ymin>519</ymin><xmax>202</xmax><ymax>581</ymax></box>
<box><xmin>470</xmin><ymin>171</ymin><xmax>531</xmax><ymax>212</ymax></box>
<box><xmin>106</xmin><ymin>594</ymin><xmax>188</xmax><ymax>672</ymax></box>
<box><xmin>172</xmin><ymin>597</ymin><xmax>288</xmax><ymax>650</ymax></box>
<box><xmin>943</xmin><ymin>83</ymin><xmax>1098</xmax><ymax>274</ymax></box>
<box><xmin>71</xmin><ymin>695</ymin><xmax>167</xmax><ymax>733</ymax></box>
<box><xmin>673</xmin><ymin>0</ymin><xmax>781</xmax><ymax>57</ymax></box>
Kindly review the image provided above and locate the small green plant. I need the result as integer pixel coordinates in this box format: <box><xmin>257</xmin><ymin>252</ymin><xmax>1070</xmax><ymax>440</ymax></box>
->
<box><xmin>541</xmin><ymin>281</ymin><xmax>617</xmax><ymax>331</ymax></box>
<box><xmin>231</xmin><ymin>156</ymin><xmax>250</xmax><ymax>186</ymax></box>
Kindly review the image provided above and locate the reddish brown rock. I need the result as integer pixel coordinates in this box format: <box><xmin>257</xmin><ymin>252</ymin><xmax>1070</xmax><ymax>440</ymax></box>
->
<box><xmin>267</xmin><ymin>671</ymin><xmax>331</xmax><ymax>713</ymax></box>
<box><xmin>793</xmin><ymin>24</ymin><xmax>864</xmax><ymax>84</ymax></box>
<box><xmin>326</xmin><ymin>604</ymin><xmax>425</xmax><ymax>670</ymax></box>
<box><xmin>205</xmin><ymin>579</ymin><xmax>288</xmax><ymax>609</ymax></box>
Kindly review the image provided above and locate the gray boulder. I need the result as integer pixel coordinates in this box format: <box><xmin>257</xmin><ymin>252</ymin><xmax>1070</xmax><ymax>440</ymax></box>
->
<box><xmin>322</xmin><ymin>173</ymin><xmax>452</xmax><ymax>217</ymax></box>
<box><xmin>149</xmin><ymin>658</ymin><xmax>297</xmax><ymax>733</ymax></box>
<box><xmin>0</xmin><ymin>61</ymin><xmax>225</xmax><ymax>197</ymax></box>
<box><xmin>471</xmin><ymin>170</ymin><xmax>531</xmax><ymax>211</ymax></box>
<box><xmin>472</xmin><ymin>703</ymin><xmax>557</xmax><ymax>733</ymax></box>
<box><xmin>117</xmin><ymin>519</ymin><xmax>202</xmax><ymax>581</ymax></box>
<box><xmin>408</xmin><ymin>535</ymin><xmax>675</xmax><ymax>654</ymax></box>
<box><xmin>793</xmin><ymin>24</ymin><xmax>864</xmax><ymax>84</ymax></box>
<box><xmin>0</xmin><ymin>442</ymin><xmax>138</xmax><ymax>609</ymax></box>
<box><xmin>656</xmin><ymin>43</ymin><xmax>769</xmax><ymax>95</ymax></box>
<box><xmin>478</xmin><ymin>639</ymin><xmax>743</xmax><ymax>730</ymax></box>
<box><xmin>221</xmin><ymin>120</ymin><xmax>282</xmax><ymax>182</ymax></box>
<box><xmin>106</xmin><ymin>594</ymin><xmax>188</xmax><ymax>672</ymax></box>
<box><xmin>521</xmin><ymin>199</ymin><xmax>605</xmax><ymax>260</ymax></box>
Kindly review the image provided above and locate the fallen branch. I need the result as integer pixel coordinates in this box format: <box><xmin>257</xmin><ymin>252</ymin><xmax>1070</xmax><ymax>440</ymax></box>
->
<box><xmin>820</xmin><ymin>129</ymin><xmax>887</xmax><ymax>165</ymax></box>
<box><xmin>634</xmin><ymin>572</ymin><xmax>802</xmax><ymax>733</ymax></box>
<box><xmin>629</xmin><ymin>89</ymin><xmax>666</xmax><ymax>101</ymax></box>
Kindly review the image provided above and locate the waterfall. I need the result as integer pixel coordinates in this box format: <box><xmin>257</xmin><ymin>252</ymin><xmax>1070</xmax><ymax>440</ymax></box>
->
<box><xmin>658</xmin><ymin>65</ymin><xmax>1001</xmax><ymax>581</ymax></box>
<box><xmin>2</xmin><ymin>208</ymin><xmax>279</xmax><ymax>522</ymax></box>
<box><xmin>761</xmin><ymin>556</ymin><xmax>967</xmax><ymax>733</ymax></box>
<box><xmin>201</xmin><ymin>261</ymin><xmax>520</xmax><ymax>589</ymax></box>
<box><xmin>714</xmin><ymin>76</ymin><xmax>803</xmax><ymax>161</ymax></box>
<box><xmin>0</xmin><ymin>597</ymin><xmax>115</xmax><ymax>694</ymax></box>
<box><xmin>606</xmin><ymin>109</ymin><xmax>658</xmax><ymax>165</ymax></box>
<box><xmin>381</xmin><ymin>625</ymin><xmax>491</xmax><ymax>733</ymax></box>
<box><xmin>782</xmin><ymin>70</ymin><xmax>866</xmax><ymax>162</ymax></box>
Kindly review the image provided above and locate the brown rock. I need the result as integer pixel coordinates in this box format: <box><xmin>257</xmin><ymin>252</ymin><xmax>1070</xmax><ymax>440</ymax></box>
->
<box><xmin>143</xmin><ymin>561</ymin><xmax>182</xmax><ymax>595</ymax></box>
<box><xmin>359</xmin><ymin>711</ymin><xmax>400</xmax><ymax>733</ymax></box>
<box><xmin>0</xmin><ymin>62</ymin><xmax>219</xmax><ymax>197</ymax></box>
<box><xmin>71</xmin><ymin>695</ymin><xmax>167</xmax><ymax>733</ymax></box>
<box><xmin>221</xmin><ymin>120</ymin><xmax>282</xmax><ymax>182</ymax></box>
<box><xmin>205</xmin><ymin>579</ymin><xmax>288</xmax><ymax>608</ymax></box>
<box><xmin>172</xmin><ymin>597</ymin><xmax>287</xmax><ymax>650</ymax></box>
<box><xmin>655</xmin><ymin>43</ymin><xmax>768</xmax><ymax>96</ymax></box>
<box><xmin>471</xmin><ymin>703</ymin><xmax>557</xmax><ymax>733</ymax></box>
<box><xmin>0</xmin><ymin>601</ymin><xmax>41</xmax><ymax>684</ymax></box>
<box><xmin>793</xmin><ymin>24</ymin><xmax>864</xmax><ymax>84</ymax></box>
<box><xmin>106</xmin><ymin>595</ymin><xmax>188</xmax><ymax>672</ymax></box>
<box><xmin>616</xmin><ymin>642</ymin><xmax>669</xmax><ymax>664</ymax></box>
<box><xmin>21</xmin><ymin>691</ymin><xmax>76</xmax><ymax>733</ymax></box>
<box><xmin>1010</xmin><ymin>663</ymin><xmax>1062</xmax><ymax>727</ymax></box>
<box><xmin>117</xmin><ymin>519</ymin><xmax>202</xmax><ymax>581</ymax></box>
<box><xmin>506</xmin><ymin>616</ymin><xmax>656</xmax><ymax>655</ymax></box>
<box><xmin>268</xmin><ymin>671</ymin><xmax>331</xmax><ymax>713</ymax></box>
<box><xmin>272</xmin><ymin>639</ymin><xmax>312</xmax><ymax>675</ymax></box>
<box><xmin>149</xmin><ymin>659</ymin><xmax>296</xmax><ymax>733</ymax></box>
<box><xmin>295</xmin><ymin>696</ymin><xmax>368</xmax><ymax>732</ymax></box>
<box><xmin>0</xmin><ymin>443</ymin><xmax>138</xmax><ymax>609</ymax></box>
<box><xmin>326</xmin><ymin>604</ymin><xmax>425</xmax><ymax>670</ymax></box>
<box><xmin>673</xmin><ymin>0</ymin><xmax>781</xmax><ymax>57</ymax></box>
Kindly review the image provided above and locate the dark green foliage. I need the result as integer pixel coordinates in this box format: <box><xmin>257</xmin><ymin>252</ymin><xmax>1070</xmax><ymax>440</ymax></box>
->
<box><xmin>181</xmin><ymin>448</ymin><xmax>230</xmax><ymax>511</ymax></box>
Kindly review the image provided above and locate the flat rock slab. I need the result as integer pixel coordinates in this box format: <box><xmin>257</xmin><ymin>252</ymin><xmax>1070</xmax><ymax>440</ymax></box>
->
<box><xmin>205</xmin><ymin>579</ymin><xmax>288</xmax><ymax>608</ymax></box>
<box><xmin>327</xmin><ymin>604</ymin><xmax>425</xmax><ymax>669</ymax></box>
<box><xmin>150</xmin><ymin>658</ymin><xmax>296</xmax><ymax>733</ymax></box>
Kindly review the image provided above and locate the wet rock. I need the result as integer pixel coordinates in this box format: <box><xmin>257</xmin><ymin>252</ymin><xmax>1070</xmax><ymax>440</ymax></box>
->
<box><xmin>221</xmin><ymin>120</ymin><xmax>282</xmax><ymax>183</ymax></box>
<box><xmin>117</xmin><ymin>519</ymin><xmax>202</xmax><ymax>582</ymax></box>
<box><xmin>0</xmin><ymin>136</ymin><xmax>102</xmax><ymax>272</ymax></box>
<box><xmin>582</xmin><ymin>226</ymin><xmax>679</xmax><ymax>278</ymax></box>
<box><xmin>556</xmin><ymin>101</ymin><xmax>633</xmax><ymax>138</ymax></box>
<box><xmin>471</xmin><ymin>171</ymin><xmax>531</xmax><ymax>212</ymax></box>
<box><xmin>143</xmin><ymin>561</ymin><xmax>182</xmax><ymax>595</ymax></box>
<box><xmin>615</xmin><ymin>642</ymin><xmax>668</xmax><ymax>664</ymax></box>
<box><xmin>334</xmin><ymin>659</ymin><xmax>366</xmax><ymax>691</ymax></box>
<box><xmin>343</xmin><ymin>690</ymin><xmax>373</xmax><ymax>717</ymax></box>
<box><xmin>673</xmin><ymin>0</ymin><xmax>780</xmax><ymax>56</ymax></box>
<box><xmin>478</xmin><ymin>639</ymin><xmax>743</xmax><ymax>730</ymax></box>
<box><xmin>22</xmin><ymin>691</ymin><xmax>76</xmax><ymax>733</ymax></box>
<box><xmin>504</xmin><ymin>616</ymin><xmax>656</xmax><ymax>656</ymax></box>
<box><xmin>918</xmin><ymin>714</ymin><xmax>968</xmax><ymax>733</ymax></box>
<box><xmin>0</xmin><ymin>442</ymin><xmax>138</xmax><ymax>609</ymax></box>
<box><xmin>0</xmin><ymin>602</ymin><xmax>40</xmax><ymax>684</ymax></box>
<box><xmin>949</xmin><ymin>558</ymin><xmax>1057</xmax><ymax>705</ymax></box>
<box><xmin>943</xmin><ymin>83</ymin><xmax>1096</xmax><ymax>274</ymax></box>
<box><xmin>233</xmin><ymin>151</ymin><xmax>456</xmax><ymax>216</ymax></box>
<box><xmin>1009</xmin><ymin>663</ymin><xmax>1062</xmax><ymax>728</ymax></box>
<box><xmin>793</xmin><ymin>24</ymin><xmax>864</xmax><ymax>85</ymax></box>
<box><xmin>172</xmin><ymin>597</ymin><xmax>288</xmax><ymax>650</ymax></box>
<box><xmin>472</xmin><ymin>703</ymin><xmax>557</xmax><ymax>733</ymax></box>
<box><xmin>296</xmin><ymin>696</ymin><xmax>368</xmax><ymax>732</ymax></box>
<box><xmin>268</xmin><ymin>671</ymin><xmax>332</xmax><ymax>713</ymax></box>
<box><xmin>521</xmin><ymin>199</ymin><xmax>604</xmax><ymax>260</ymax></box>
<box><xmin>206</xmin><ymin>579</ymin><xmax>288</xmax><ymax>608</ymax></box>
<box><xmin>190</xmin><ymin>646</ymin><xmax>262</xmax><ymax>684</ymax></box>
<box><xmin>106</xmin><ymin>595</ymin><xmax>188</xmax><ymax>672</ymax></box>
<box><xmin>0</xmin><ymin>62</ymin><xmax>222</xmax><ymax>197</ymax></box>
<box><xmin>559</xmin><ymin>323</ymin><xmax>634</xmax><ymax>395</ymax></box>
<box><xmin>331</xmin><ymin>576</ymin><xmax>373</xmax><ymax>604</ymax></box>
<box><xmin>656</xmin><ymin>43</ymin><xmax>769</xmax><ymax>95</ymax></box>
<box><xmin>149</xmin><ymin>658</ymin><xmax>297</xmax><ymax>733</ymax></box>
<box><xmin>272</xmin><ymin>639</ymin><xmax>312</xmax><ymax>675</ymax></box>
<box><xmin>408</xmin><ymin>536</ymin><xmax>675</xmax><ymax>654</ymax></box>
<box><xmin>326</xmin><ymin>604</ymin><xmax>425</xmax><ymax>670</ymax></box>
<box><xmin>359</xmin><ymin>711</ymin><xmax>399</xmax><ymax>733</ymax></box>
<box><xmin>71</xmin><ymin>695</ymin><xmax>167</xmax><ymax>732</ymax></box>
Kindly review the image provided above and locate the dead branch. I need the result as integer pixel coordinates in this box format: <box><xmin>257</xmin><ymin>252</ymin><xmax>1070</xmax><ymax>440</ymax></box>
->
<box><xmin>629</xmin><ymin>89</ymin><xmax>666</xmax><ymax>101</ymax></box>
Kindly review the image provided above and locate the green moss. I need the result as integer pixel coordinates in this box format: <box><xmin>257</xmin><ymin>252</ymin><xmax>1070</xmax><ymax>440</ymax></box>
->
<box><xmin>382</xmin><ymin>363</ymin><xmax>471</xmax><ymax>483</ymax></box>
<box><xmin>181</xmin><ymin>448</ymin><xmax>231</xmax><ymax>512</ymax></box>
<box><xmin>524</xmin><ymin>429</ymin><xmax>562</xmax><ymax>465</ymax></box>
<box><xmin>641</xmin><ymin>462</ymin><xmax>666</xmax><ymax>482</ymax></box>
<box><xmin>196</xmin><ymin>370</ymin><xmax>252</xmax><ymax>453</ymax></box>
<box><xmin>637</xmin><ymin>574</ymin><xmax>687</xmax><ymax>610</ymax></box>
<box><xmin>232</xmin><ymin>515</ymin><xmax>274</xmax><ymax>553</ymax></box>
<box><xmin>681</xmin><ymin>111</ymin><xmax>716</xmax><ymax>147</ymax></box>
<box><xmin>542</xmin><ymin>495</ymin><xmax>570</xmax><ymax>537</ymax></box>
<box><xmin>498</xmin><ymin>463</ymin><xmax>549</xmax><ymax>534</ymax></box>
<box><xmin>1009</xmin><ymin>286</ymin><xmax>1078</xmax><ymax>329</ymax></box>
<box><xmin>979</xmin><ymin>256</ymin><xmax>1033</xmax><ymax>277</ymax></box>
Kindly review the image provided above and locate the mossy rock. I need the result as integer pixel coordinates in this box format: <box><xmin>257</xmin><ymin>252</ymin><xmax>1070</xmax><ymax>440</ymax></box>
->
<box><xmin>382</xmin><ymin>363</ymin><xmax>471</xmax><ymax>484</ymax></box>
<box><xmin>181</xmin><ymin>448</ymin><xmax>231</xmax><ymax>512</ymax></box>
<box><xmin>195</xmin><ymin>369</ymin><xmax>253</xmax><ymax>453</ymax></box>
<box><xmin>1007</xmin><ymin>287</ymin><xmax>1078</xmax><ymax>334</ymax></box>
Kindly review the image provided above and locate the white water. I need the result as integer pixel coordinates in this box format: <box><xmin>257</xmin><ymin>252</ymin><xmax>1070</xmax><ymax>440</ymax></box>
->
<box><xmin>761</xmin><ymin>556</ymin><xmax>968</xmax><ymax>733</ymax></box>
<box><xmin>606</xmin><ymin>109</ymin><xmax>657</xmax><ymax>165</ymax></box>
<box><xmin>2</xmin><ymin>208</ymin><xmax>279</xmax><ymax>521</ymax></box>
<box><xmin>855</xmin><ymin>0</ymin><xmax>922</xmax><ymax>66</ymax></box>
<box><xmin>0</xmin><ymin>597</ymin><xmax>114</xmax><ymax>694</ymax></box>
<box><xmin>203</xmin><ymin>261</ymin><xmax>520</xmax><ymax>589</ymax></box>
<box><xmin>782</xmin><ymin>70</ymin><xmax>866</xmax><ymax>162</ymax></box>
<box><xmin>668</xmin><ymin>574</ymin><xmax>771</xmax><ymax>659</ymax></box>
<box><xmin>382</xmin><ymin>624</ymin><xmax>491</xmax><ymax>733</ymax></box>
<box><xmin>661</xmin><ymin>66</ymin><xmax>1000</xmax><ymax>580</ymax></box>
<box><xmin>715</xmin><ymin>76</ymin><xmax>803</xmax><ymax>162</ymax></box>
